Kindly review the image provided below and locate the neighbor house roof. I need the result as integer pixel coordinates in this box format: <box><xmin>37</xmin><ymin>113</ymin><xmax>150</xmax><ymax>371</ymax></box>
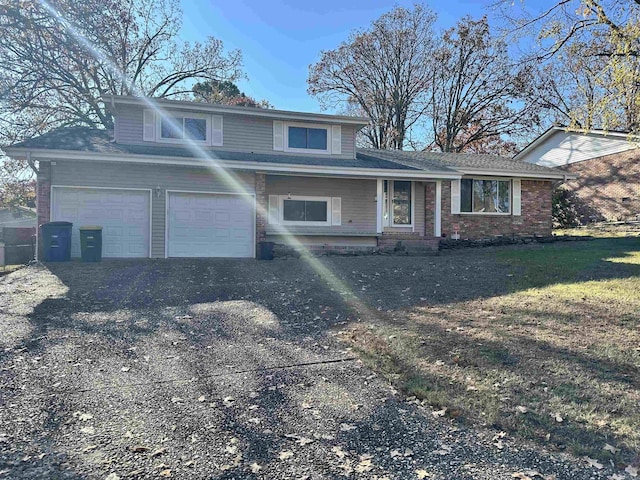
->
<box><xmin>514</xmin><ymin>125</ymin><xmax>640</xmax><ymax>164</ymax></box>
<box><xmin>5</xmin><ymin>126</ymin><xmax>570</xmax><ymax>180</ymax></box>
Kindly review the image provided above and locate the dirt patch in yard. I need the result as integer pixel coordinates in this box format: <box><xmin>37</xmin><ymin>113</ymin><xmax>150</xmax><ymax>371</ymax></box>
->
<box><xmin>337</xmin><ymin>238</ymin><xmax>640</xmax><ymax>473</ymax></box>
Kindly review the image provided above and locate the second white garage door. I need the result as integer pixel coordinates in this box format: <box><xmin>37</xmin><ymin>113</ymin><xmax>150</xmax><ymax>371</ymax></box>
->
<box><xmin>167</xmin><ymin>192</ymin><xmax>254</xmax><ymax>258</ymax></box>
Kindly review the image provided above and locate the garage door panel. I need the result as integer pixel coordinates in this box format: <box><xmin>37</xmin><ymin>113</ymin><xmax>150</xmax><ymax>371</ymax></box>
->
<box><xmin>52</xmin><ymin>188</ymin><xmax>150</xmax><ymax>258</ymax></box>
<box><xmin>167</xmin><ymin>192</ymin><xmax>253</xmax><ymax>258</ymax></box>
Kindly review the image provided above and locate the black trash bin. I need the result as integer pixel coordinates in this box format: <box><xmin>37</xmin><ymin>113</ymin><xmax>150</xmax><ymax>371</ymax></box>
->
<box><xmin>40</xmin><ymin>221</ymin><xmax>73</xmax><ymax>262</ymax></box>
<box><xmin>79</xmin><ymin>226</ymin><xmax>103</xmax><ymax>262</ymax></box>
<box><xmin>258</xmin><ymin>241</ymin><xmax>274</xmax><ymax>260</ymax></box>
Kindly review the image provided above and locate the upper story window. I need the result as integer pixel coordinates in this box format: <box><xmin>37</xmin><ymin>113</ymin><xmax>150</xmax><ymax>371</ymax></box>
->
<box><xmin>144</xmin><ymin>109</ymin><xmax>223</xmax><ymax>146</ymax></box>
<box><xmin>160</xmin><ymin>116</ymin><xmax>207</xmax><ymax>142</ymax></box>
<box><xmin>461</xmin><ymin>179</ymin><xmax>510</xmax><ymax>214</ymax></box>
<box><xmin>273</xmin><ymin>121</ymin><xmax>340</xmax><ymax>155</ymax></box>
<box><xmin>288</xmin><ymin>126</ymin><xmax>328</xmax><ymax>151</ymax></box>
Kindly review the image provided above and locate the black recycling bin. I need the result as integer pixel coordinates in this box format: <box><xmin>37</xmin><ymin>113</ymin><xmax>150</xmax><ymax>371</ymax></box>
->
<box><xmin>79</xmin><ymin>226</ymin><xmax>103</xmax><ymax>262</ymax></box>
<box><xmin>40</xmin><ymin>221</ymin><xmax>73</xmax><ymax>262</ymax></box>
<box><xmin>258</xmin><ymin>241</ymin><xmax>274</xmax><ymax>260</ymax></box>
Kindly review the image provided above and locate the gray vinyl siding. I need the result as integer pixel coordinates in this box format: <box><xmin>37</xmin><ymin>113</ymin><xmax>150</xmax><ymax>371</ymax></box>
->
<box><xmin>49</xmin><ymin>160</ymin><xmax>255</xmax><ymax>258</ymax></box>
<box><xmin>266</xmin><ymin>175</ymin><xmax>377</xmax><ymax>234</ymax></box>
<box><xmin>115</xmin><ymin>105</ymin><xmax>358</xmax><ymax>159</ymax></box>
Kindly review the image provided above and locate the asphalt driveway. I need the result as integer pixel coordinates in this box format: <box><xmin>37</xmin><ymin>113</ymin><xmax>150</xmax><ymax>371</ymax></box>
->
<box><xmin>0</xmin><ymin>256</ymin><xmax>613</xmax><ymax>479</ymax></box>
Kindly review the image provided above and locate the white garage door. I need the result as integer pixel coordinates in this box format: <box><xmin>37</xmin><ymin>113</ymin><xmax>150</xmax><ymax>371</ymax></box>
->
<box><xmin>167</xmin><ymin>192</ymin><xmax>254</xmax><ymax>258</ymax></box>
<box><xmin>51</xmin><ymin>187</ymin><xmax>150</xmax><ymax>258</ymax></box>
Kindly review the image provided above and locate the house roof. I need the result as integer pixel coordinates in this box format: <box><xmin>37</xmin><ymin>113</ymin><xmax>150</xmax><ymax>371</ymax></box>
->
<box><xmin>358</xmin><ymin>148</ymin><xmax>563</xmax><ymax>176</ymax></box>
<box><xmin>5</xmin><ymin>127</ymin><xmax>420</xmax><ymax>171</ymax></box>
<box><xmin>5</xmin><ymin>127</ymin><xmax>569</xmax><ymax>179</ymax></box>
<box><xmin>103</xmin><ymin>95</ymin><xmax>371</xmax><ymax>126</ymax></box>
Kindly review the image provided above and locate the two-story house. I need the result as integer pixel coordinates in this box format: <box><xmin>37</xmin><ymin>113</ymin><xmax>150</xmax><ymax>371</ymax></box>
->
<box><xmin>4</xmin><ymin>95</ymin><xmax>569</xmax><ymax>259</ymax></box>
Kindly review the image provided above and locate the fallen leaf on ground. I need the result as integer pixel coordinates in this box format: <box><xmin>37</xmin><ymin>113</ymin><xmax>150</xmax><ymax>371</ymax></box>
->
<box><xmin>104</xmin><ymin>474</ymin><xmax>120</xmax><ymax>480</ymax></box>
<box><xmin>151</xmin><ymin>448</ymin><xmax>166</xmax><ymax>457</ymax></box>
<box><xmin>415</xmin><ymin>469</ymin><xmax>431</xmax><ymax>479</ymax></box>
<box><xmin>159</xmin><ymin>469</ymin><xmax>171</xmax><ymax>477</ymax></box>
<box><xmin>332</xmin><ymin>446</ymin><xmax>346</xmax><ymax>458</ymax></box>
<box><xmin>603</xmin><ymin>443</ymin><xmax>619</xmax><ymax>454</ymax></box>
<box><xmin>82</xmin><ymin>445</ymin><xmax>97</xmax><ymax>453</ymax></box>
<box><xmin>608</xmin><ymin>474</ymin><xmax>625</xmax><ymax>480</ymax></box>
<box><xmin>197</xmin><ymin>396</ymin><xmax>205</xmax><ymax>402</ymax></box>
<box><xmin>130</xmin><ymin>445</ymin><xmax>150</xmax><ymax>453</ymax></box>
<box><xmin>585</xmin><ymin>457</ymin><xmax>603</xmax><ymax>469</ymax></box>
<box><xmin>355</xmin><ymin>455</ymin><xmax>373</xmax><ymax>473</ymax></box>
<box><xmin>626</xmin><ymin>465</ymin><xmax>639</xmax><ymax>477</ymax></box>
<box><xmin>74</xmin><ymin>412</ymin><xmax>93</xmax><ymax>422</ymax></box>
<box><xmin>80</xmin><ymin>426</ymin><xmax>95</xmax><ymax>435</ymax></box>
<box><xmin>250</xmin><ymin>463</ymin><xmax>261</xmax><ymax>473</ymax></box>
<box><xmin>222</xmin><ymin>397</ymin><xmax>234</xmax><ymax>407</ymax></box>
<box><xmin>516</xmin><ymin>406</ymin><xmax>528</xmax><ymax>414</ymax></box>
<box><xmin>432</xmin><ymin>408</ymin><xmax>447</xmax><ymax>417</ymax></box>
<box><xmin>120</xmin><ymin>367</ymin><xmax>130</xmax><ymax>372</ymax></box>
<box><xmin>340</xmin><ymin>423</ymin><xmax>357</xmax><ymax>431</ymax></box>
<box><xmin>551</xmin><ymin>413</ymin><xmax>563</xmax><ymax>423</ymax></box>
<box><xmin>170</xmin><ymin>397</ymin><xmax>183</xmax><ymax>404</ymax></box>
<box><xmin>278</xmin><ymin>450</ymin><xmax>294</xmax><ymax>460</ymax></box>
<box><xmin>433</xmin><ymin>445</ymin><xmax>452</xmax><ymax>455</ymax></box>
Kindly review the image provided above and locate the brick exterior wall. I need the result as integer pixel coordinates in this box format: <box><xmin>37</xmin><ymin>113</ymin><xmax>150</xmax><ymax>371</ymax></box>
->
<box><xmin>439</xmin><ymin>179</ymin><xmax>552</xmax><ymax>240</ymax></box>
<box><xmin>36</xmin><ymin>161</ymin><xmax>52</xmax><ymax>259</ymax></box>
<box><xmin>255</xmin><ymin>172</ymin><xmax>267</xmax><ymax>247</ymax></box>
<box><xmin>424</xmin><ymin>182</ymin><xmax>436</xmax><ymax>238</ymax></box>
<box><xmin>559</xmin><ymin>149</ymin><xmax>640</xmax><ymax>222</ymax></box>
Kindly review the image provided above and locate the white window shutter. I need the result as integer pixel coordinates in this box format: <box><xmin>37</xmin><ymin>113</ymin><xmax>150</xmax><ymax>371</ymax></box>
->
<box><xmin>268</xmin><ymin>195</ymin><xmax>279</xmax><ymax>224</ymax></box>
<box><xmin>273</xmin><ymin>121</ymin><xmax>284</xmax><ymax>151</ymax></box>
<box><xmin>331</xmin><ymin>197</ymin><xmax>342</xmax><ymax>225</ymax></box>
<box><xmin>211</xmin><ymin>115</ymin><xmax>223</xmax><ymax>146</ymax></box>
<box><xmin>512</xmin><ymin>179</ymin><xmax>522</xmax><ymax>216</ymax></box>
<box><xmin>143</xmin><ymin>109</ymin><xmax>155</xmax><ymax>141</ymax></box>
<box><xmin>331</xmin><ymin>125</ymin><xmax>342</xmax><ymax>154</ymax></box>
<box><xmin>450</xmin><ymin>179</ymin><xmax>461</xmax><ymax>214</ymax></box>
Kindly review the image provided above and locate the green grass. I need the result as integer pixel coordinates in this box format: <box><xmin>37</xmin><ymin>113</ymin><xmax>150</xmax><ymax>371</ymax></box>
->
<box><xmin>340</xmin><ymin>237</ymin><xmax>640</xmax><ymax>464</ymax></box>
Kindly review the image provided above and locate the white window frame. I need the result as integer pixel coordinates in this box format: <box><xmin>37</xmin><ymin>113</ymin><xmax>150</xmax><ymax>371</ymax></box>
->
<box><xmin>382</xmin><ymin>180</ymin><xmax>414</xmax><ymax>228</ymax></box>
<box><xmin>459</xmin><ymin>177</ymin><xmax>512</xmax><ymax>215</ymax></box>
<box><xmin>279</xmin><ymin>195</ymin><xmax>331</xmax><ymax>226</ymax></box>
<box><xmin>156</xmin><ymin>112</ymin><xmax>211</xmax><ymax>145</ymax></box>
<box><xmin>284</xmin><ymin>122</ymin><xmax>331</xmax><ymax>155</ymax></box>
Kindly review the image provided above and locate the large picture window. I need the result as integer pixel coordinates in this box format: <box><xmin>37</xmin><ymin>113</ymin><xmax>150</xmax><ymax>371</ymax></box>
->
<box><xmin>282</xmin><ymin>197</ymin><xmax>329</xmax><ymax>224</ymax></box>
<box><xmin>461</xmin><ymin>179</ymin><xmax>510</xmax><ymax>213</ymax></box>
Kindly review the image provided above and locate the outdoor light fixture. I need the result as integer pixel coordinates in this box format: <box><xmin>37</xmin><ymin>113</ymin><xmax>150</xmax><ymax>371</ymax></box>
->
<box><xmin>155</xmin><ymin>186</ymin><xmax>162</xmax><ymax>198</ymax></box>
<box><xmin>287</xmin><ymin>192</ymin><xmax>292</xmax><ymax>199</ymax></box>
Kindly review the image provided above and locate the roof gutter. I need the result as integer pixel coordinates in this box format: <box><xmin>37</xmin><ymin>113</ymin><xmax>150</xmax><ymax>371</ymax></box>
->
<box><xmin>457</xmin><ymin>168</ymin><xmax>576</xmax><ymax>181</ymax></box>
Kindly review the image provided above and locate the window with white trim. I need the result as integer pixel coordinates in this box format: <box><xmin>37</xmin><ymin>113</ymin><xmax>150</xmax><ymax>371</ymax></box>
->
<box><xmin>147</xmin><ymin>110</ymin><xmax>223</xmax><ymax>146</ymax></box>
<box><xmin>280</xmin><ymin>196</ymin><xmax>330</xmax><ymax>225</ymax></box>
<box><xmin>284</xmin><ymin>123</ymin><xmax>330</xmax><ymax>153</ymax></box>
<box><xmin>382</xmin><ymin>180</ymin><xmax>413</xmax><ymax>227</ymax></box>
<box><xmin>460</xmin><ymin>179</ymin><xmax>510</xmax><ymax>213</ymax></box>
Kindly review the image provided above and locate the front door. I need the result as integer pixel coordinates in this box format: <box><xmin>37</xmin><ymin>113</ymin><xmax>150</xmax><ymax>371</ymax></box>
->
<box><xmin>381</xmin><ymin>180</ymin><xmax>413</xmax><ymax>228</ymax></box>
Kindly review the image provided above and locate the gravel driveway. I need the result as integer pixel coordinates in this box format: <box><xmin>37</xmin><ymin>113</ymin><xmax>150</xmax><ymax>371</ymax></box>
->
<box><xmin>0</xmin><ymin>256</ymin><xmax>613</xmax><ymax>479</ymax></box>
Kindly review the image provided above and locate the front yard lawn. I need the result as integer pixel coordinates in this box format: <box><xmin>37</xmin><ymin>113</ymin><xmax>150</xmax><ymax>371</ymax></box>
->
<box><xmin>339</xmin><ymin>237</ymin><xmax>640</xmax><ymax>467</ymax></box>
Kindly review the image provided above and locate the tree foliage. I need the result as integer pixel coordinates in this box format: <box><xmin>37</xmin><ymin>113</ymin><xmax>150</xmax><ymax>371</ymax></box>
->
<box><xmin>308</xmin><ymin>5</ymin><xmax>437</xmax><ymax>149</ymax></box>
<box><xmin>428</xmin><ymin>16</ymin><xmax>539</xmax><ymax>153</ymax></box>
<box><xmin>192</xmin><ymin>80</ymin><xmax>272</xmax><ymax>108</ymax></box>
<box><xmin>498</xmin><ymin>0</ymin><xmax>640</xmax><ymax>132</ymax></box>
<box><xmin>0</xmin><ymin>0</ymin><xmax>243</xmax><ymax>168</ymax></box>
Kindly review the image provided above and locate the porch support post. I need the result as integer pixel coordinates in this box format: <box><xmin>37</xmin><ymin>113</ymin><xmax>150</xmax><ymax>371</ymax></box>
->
<box><xmin>435</xmin><ymin>180</ymin><xmax>442</xmax><ymax>237</ymax></box>
<box><xmin>376</xmin><ymin>179</ymin><xmax>383</xmax><ymax>233</ymax></box>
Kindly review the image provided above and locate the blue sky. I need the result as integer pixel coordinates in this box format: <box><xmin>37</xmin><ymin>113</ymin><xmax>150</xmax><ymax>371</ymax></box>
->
<box><xmin>180</xmin><ymin>0</ymin><xmax>491</xmax><ymax>113</ymax></box>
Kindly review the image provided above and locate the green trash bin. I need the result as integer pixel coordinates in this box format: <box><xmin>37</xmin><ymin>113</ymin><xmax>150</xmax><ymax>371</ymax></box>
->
<box><xmin>79</xmin><ymin>226</ymin><xmax>103</xmax><ymax>262</ymax></box>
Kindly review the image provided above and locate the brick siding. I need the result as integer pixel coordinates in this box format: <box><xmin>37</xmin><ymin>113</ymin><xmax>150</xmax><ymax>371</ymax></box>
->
<box><xmin>439</xmin><ymin>179</ymin><xmax>552</xmax><ymax>240</ymax></box>
<box><xmin>560</xmin><ymin>149</ymin><xmax>640</xmax><ymax>222</ymax></box>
